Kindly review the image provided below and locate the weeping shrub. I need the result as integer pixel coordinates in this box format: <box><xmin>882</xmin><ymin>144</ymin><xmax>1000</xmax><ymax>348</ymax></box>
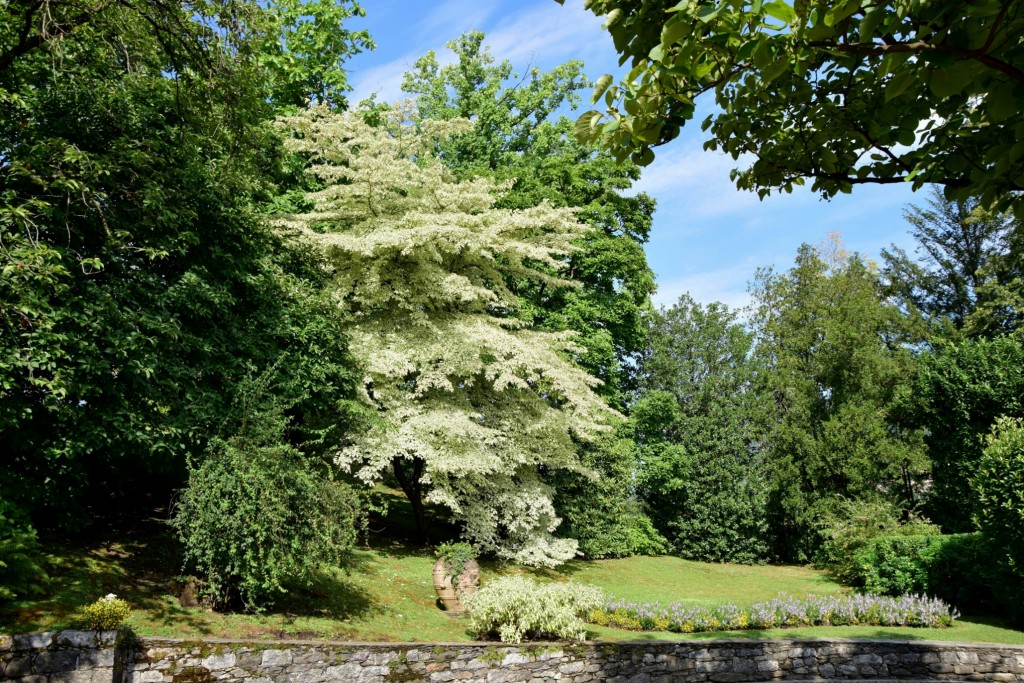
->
<box><xmin>172</xmin><ymin>433</ymin><xmax>361</xmax><ymax>611</ymax></box>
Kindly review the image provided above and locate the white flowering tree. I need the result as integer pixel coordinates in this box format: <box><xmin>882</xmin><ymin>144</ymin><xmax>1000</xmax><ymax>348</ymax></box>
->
<box><xmin>275</xmin><ymin>103</ymin><xmax>618</xmax><ymax>566</ymax></box>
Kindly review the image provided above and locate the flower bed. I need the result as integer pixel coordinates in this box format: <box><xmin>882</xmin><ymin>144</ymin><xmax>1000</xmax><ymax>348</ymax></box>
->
<box><xmin>589</xmin><ymin>593</ymin><xmax>959</xmax><ymax>633</ymax></box>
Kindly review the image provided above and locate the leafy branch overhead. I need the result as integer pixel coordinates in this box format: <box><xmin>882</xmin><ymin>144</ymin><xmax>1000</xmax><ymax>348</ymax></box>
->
<box><xmin>561</xmin><ymin>0</ymin><xmax>1024</xmax><ymax>216</ymax></box>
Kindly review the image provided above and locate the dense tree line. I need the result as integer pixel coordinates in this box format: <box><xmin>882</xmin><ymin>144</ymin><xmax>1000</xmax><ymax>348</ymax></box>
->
<box><xmin>2</xmin><ymin>0</ymin><xmax>1022</xmax><ymax>618</ymax></box>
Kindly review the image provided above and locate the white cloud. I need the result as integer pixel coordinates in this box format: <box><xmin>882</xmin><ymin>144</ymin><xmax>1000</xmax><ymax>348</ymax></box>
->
<box><xmin>349</xmin><ymin>56</ymin><xmax>418</xmax><ymax>105</ymax></box>
<box><xmin>653</xmin><ymin>261</ymin><xmax>761</xmax><ymax>312</ymax></box>
<box><xmin>484</xmin><ymin>2</ymin><xmax>611</xmax><ymax>69</ymax></box>
<box><xmin>348</xmin><ymin>0</ymin><xmax>611</xmax><ymax>109</ymax></box>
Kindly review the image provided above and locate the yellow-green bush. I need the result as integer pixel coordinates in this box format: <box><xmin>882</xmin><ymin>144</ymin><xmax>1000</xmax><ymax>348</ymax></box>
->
<box><xmin>82</xmin><ymin>594</ymin><xmax>131</xmax><ymax>630</ymax></box>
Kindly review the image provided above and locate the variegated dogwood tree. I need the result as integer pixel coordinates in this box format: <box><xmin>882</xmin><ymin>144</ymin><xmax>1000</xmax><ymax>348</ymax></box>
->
<box><xmin>275</xmin><ymin>104</ymin><xmax>619</xmax><ymax>566</ymax></box>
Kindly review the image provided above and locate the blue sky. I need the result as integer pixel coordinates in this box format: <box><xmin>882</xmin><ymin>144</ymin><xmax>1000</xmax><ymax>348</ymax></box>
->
<box><xmin>345</xmin><ymin>0</ymin><xmax>924</xmax><ymax>310</ymax></box>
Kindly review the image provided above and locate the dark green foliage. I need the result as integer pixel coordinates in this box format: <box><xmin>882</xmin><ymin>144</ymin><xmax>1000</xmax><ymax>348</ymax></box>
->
<box><xmin>752</xmin><ymin>241</ymin><xmax>928</xmax><ymax>561</ymax></box>
<box><xmin>551</xmin><ymin>435</ymin><xmax>668</xmax><ymax>559</ymax></box>
<box><xmin>851</xmin><ymin>534</ymin><xmax>1020</xmax><ymax>619</ymax></box>
<box><xmin>917</xmin><ymin>336</ymin><xmax>1024</xmax><ymax>532</ymax></box>
<box><xmin>0</xmin><ymin>0</ymin><xmax>363</xmax><ymax>529</ymax></box>
<box><xmin>976</xmin><ymin>416</ymin><xmax>1024</xmax><ymax>572</ymax></box>
<box><xmin>814</xmin><ymin>497</ymin><xmax>938</xmax><ymax>586</ymax></box>
<box><xmin>0</xmin><ymin>498</ymin><xmax>48</xmax><ymax>601</ymax></box>
<box><xmin>631</xmin><ymin>296</ymin><xmax>770</xmax><ymax>564</ymax></box>
<box><xmin>172</xmin><ymin>407</ymin><xmax>362</xmax><ymax>611</ymax></box>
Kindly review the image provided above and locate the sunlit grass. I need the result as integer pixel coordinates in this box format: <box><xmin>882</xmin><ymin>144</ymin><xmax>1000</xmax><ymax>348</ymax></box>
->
<box><xmin>3</xmin><ymin>526</ymin><xmax>1022</xmax><ymax>645</ymax></box>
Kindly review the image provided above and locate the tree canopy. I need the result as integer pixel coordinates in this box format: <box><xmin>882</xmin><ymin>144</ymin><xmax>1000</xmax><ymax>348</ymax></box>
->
<box><xmin>752</xmin><ymin>237</ymin><xmax>927</xmax><ymax>560</ymax></box>
<box><xmin>564</xmin><ymin>0</ymin><xmax>1024</xmax><ymax>216</ymax></box>
<box><xmin>275</xmin><ymin>103</ymin><xmax>618</xmax><ymax>567</ymax></box>
<box><xmin>883</xmin><ymin>189</ymin><xmax>1023</xmax><ymax>338</ymax></box>
<box><xmin>0</xmin><ymin>0</ymin><xmax>367</xmax><ymax>528</ymax></box>
<box><xmin>401</xmin><ymin>32</ymin><xmax>657</xmax><ymax>409</ymax></box>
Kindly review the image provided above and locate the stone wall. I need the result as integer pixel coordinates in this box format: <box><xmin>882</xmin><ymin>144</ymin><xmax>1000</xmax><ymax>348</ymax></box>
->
<box><xmin>3</xmin><ymin>632</ymin><xmax>1024</xmax><ymax>683</ymax></box>
<box><xmin>1</xmin><ymin>630</ymin><xmax>117</xmax><ymax>683</ymax></box>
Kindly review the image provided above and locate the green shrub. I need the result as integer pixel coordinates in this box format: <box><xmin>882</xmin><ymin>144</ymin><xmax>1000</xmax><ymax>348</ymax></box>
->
<box><xmin>977</xmin><ymin>416</ymin><xmax>1024</xmax><ymax>569</ymax></box>
<box><xmin>851</xmin><ymin>533</ymin><xmax>1017</xmax><ymax>617</ymax></box>
<box><xmin>82</xmin><ymin>594</ymin><xmax>131</xmax><ymax>630</ymax></box>
<box><xmin>975</xmin><ymin>416</ymin><xmax>1024</xmax><ymax>625</ymax></box>
<box><xmin>0</xmin><ymin>497</ymin><xmax>48</xmax><ymax>601</ymax></box>
<box><xmin>435</xmin><ymin>542</ymin><xmax>476</xmax><ymax>579</ymax></box>
<box><xmin>814</xmin><ymin>497</ymin><xmax>937</xmax><ymax>584</ymax></box>
<box><xmin>172</xmin><ymin>435</ymin><xmax>361</xmax><ymax>611</ymax></box>
<box><xmin>464</xmin><ymin>576</ymin><xmax>604</xmax><ymax>644</ymax></box>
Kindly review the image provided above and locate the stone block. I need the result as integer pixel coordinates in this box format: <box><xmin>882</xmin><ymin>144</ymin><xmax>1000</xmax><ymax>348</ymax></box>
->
<box><xmin>200</xmin><ymin>653</ymin><xmax>236</xmax><ymax>671</ymax></box>
<box><xmin>0</xmin><ymin>635</ymin><xmax>12</xmax><ymax>652</ymax></box>
<box><xmin>504</xmin><ymin>653</ymin><xmax>531</xmax><ymax>666</ymax></box>
<box><xmin>708</xmin><ymin>674</ymin><xmax>745</xmax><ymax>683</ymax></box>
<box><xmin>560</xmin><ymin>662</ymin><xmax>586</xmax><ymax>675</ymax></box>
<box><xmin>13</xmin><ymin>632</ymin><xmax>56</xmax><ymax>651</ymax></box>
<box><xmin>33</xmin><ymin>649</ymin><xmax>79</xmax><ymax>673</ymax></box>
<box><xmin>4</xmin><ymin>655</ymin><xmax>33</xmax><ymax>677</ymax></box>
<box><xmin>79</xmin><ymin>648</ymin><xmax>115</xmax><ymax>669</ymax></box>
<box><xmin>263</xmin><ymin>650</ymin><xmax>294</xmax><ymax>668</ymax></box>
<box><xmin>817</xmin><ymin>663</ymin><xmax>834</xmax><ymax>678</ymax></box>
<box><xmin>50</xmin><ymin>669</ymin><xmax>105</xmax><ymax>683</ymax></box>
<box><xmin>486</xmin><ymin>669</ymin><xmax>510</xmax><ymax>683</ymax></box>
<box><xmin>55</xmin><ymin>632</ymin><xmax>96</xmax><ymax>649</ymax></box>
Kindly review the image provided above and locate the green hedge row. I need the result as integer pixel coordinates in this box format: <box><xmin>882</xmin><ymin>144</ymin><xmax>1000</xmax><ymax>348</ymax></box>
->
<box><xmin>851</xmin><ymin>533</ymin><xmax>1022</xmax><ymax>623</ymax></box>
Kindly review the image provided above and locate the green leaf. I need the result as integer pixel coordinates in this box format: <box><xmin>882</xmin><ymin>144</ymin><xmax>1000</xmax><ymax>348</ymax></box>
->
<box><xmin>762</xmin><ymin>58</ymin><xmax>789</xmax><ymax>83</ymax></box>
<box><xmin>649</xmin><ymin>44</ymin><xmax>667</xmax><ymax>63</ymax></box>
<box><xmin>661</xmin><ymin>16</ymin><xmax>689</xmax><ymax>45</ymax></box>
<box><xmin>885</xmin><ymin>71</ymin><xmax>916</xmax><ymax>102</ymax></box>
<box><xmin>696</xmin><ymin>3</ymin><xmax>723</xmax><ymax>22</ymax></box>
<box><xmin>604</xmin><ymin>8</ymin><xmax>623</xmax><ymax>27</ymax></box>
<box><xmin>929</xmin><ymin>63</ymin><xmax>980</xmax><ymax>99</ymax></box>
<box><xmin>575</xmin><ymin>110</ymin><xmax>602</xmax><ymax>143</ymax></box>
<box><xmin>592</xmin><ymin>74</ymin><xmax>614</xmax><ymax>104</ymax></box>
<box><xmin>824</xmin><ymin>0</ymin><xmax>861</xmax><ymax>27</ymax></box>
<box><xmin>986</xmin><ymin>85</ymin><xmax>1020</xmax><ymax>123</ymax></box>
<box><xmin>857</xmin><ymin>10</ymin><xmax>883</xmax><ymax>43</ymax></box>
<box><xmin>763</xmin><ymin>1</ymin><xmax>796</xmax><ymax>24</ymax></box>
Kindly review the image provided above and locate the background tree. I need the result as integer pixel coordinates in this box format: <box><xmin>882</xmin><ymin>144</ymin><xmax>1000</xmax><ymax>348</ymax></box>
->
<box><xmin>400</xmin><ymin>33</ymin><xmax>661</xmax><ymax>559</ymax></box>
<box><xmin>401</xmin><ymin>32</ymin><xmax>656</xmax><ymax>409</ymax></box>
<box><xmin>276</xmin><ymin>104</ymin><xmax>618</xmax><ymax>567</ymax></box>
<box><xmin>0</xmin><ymin>0</ymin><xmax>367</xmax><ymax>539</ymax></box>
<box><xmin>752</xmin><ymin>237</ymin><xmax>928</xmax><ymax>561</ymax></box>
<box><xmin>915</xmin><ymin>336</ymin><xmax>1024</xmax><ymax>532</ymax></box>
<box><xmin>565</xmin><ymin>0</ymin><xmax>1024</xmax><ymax>217</ymax></box>
<box><xmin>629</xmin><ymin>295</ymin><xmax>770</xmax><ymax>563</ymax></box>
<box><xmin>883</xmin><ymin>188</ymin><xmax>1023</xmax><ymax>338</ymax></box>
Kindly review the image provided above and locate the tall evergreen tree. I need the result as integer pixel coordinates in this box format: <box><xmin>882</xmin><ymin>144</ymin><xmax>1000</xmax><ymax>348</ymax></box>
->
<box><xmin>752</xmin><ymin>237</ymin><xmax>928</xmax><ymax>561</ymax></box>
<box><xmin>882</xmin><ymin>188</ymin><xmax>1022</xmax><ymax>339</ymax></box>
<box><xmin>631</xmin><ymin>295</ymin><xmax>770</xmax><ymax>563</ymax></box>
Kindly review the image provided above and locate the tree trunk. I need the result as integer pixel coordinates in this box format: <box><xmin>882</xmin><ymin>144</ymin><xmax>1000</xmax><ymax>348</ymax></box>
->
<box><xmin>392</xmin><ymin>456</ymin><xmax>429</xmax><ymax>544</ymax></box>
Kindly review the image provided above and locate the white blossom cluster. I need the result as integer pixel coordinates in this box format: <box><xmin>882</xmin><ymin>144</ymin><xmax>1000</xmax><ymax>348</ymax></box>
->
<box><xmin>275</xmin><ymin>103</ymin><xmax>620</xmax><ymax>566</ymax></box>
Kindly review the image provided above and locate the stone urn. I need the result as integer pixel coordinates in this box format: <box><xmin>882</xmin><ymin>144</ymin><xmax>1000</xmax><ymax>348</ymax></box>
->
<box><xmin>432</xmin><ymin>556</ymin><xmax>480</xmax><ymax>614</ymax></box>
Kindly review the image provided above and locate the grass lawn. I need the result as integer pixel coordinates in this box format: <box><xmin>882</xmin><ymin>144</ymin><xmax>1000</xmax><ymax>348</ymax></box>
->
<box><xmin>4</xmin><ymin>521</ymin><xmax>1024</xmax><ymax>646</ymax></box>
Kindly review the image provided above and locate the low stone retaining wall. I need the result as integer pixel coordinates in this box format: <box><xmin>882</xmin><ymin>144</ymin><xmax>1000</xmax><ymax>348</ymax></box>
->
<box><xmin>3</xmin><ymin>631</ymin><xmax>1023</xmax><ymax>683</ymax></box>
